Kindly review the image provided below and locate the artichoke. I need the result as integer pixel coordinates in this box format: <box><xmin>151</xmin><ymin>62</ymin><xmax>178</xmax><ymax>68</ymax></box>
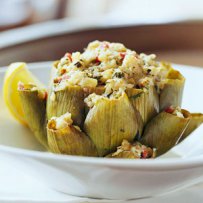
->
<box><xmin>181</xmin><ymin>113</ymin><xmax>203</xmax><ymax>141</ymax></box>
<box><xmin>15</xmin><ymin>41</ymin><xmax>203</xmax><ymax>159</ymax></box>
<box><xmin>158</xmin><ymin>63</ymin><xmax>185</xmax><ymax>111</ymax></box>
<box><xmin>47</xmin><ymin>85</ymin><xmax>85</xmax><ymax>127</ymax></box>
<box><xmin>18</xmin><ymin>83</ymin><xmax>48</xmax><ymax>149</ymax></box>
<box><xmin>84</xmin><ymin>92</ymin><xmax>138</xmax><ymax>156</ymax></box>
<box><xmin>47</xmin><ymin>112</ymin><xmax>98</xmax><ymax>156</ymax></box>
<box><xmin>126</xmin><ymin>85</ymin><xmax>159</xmax><ymax>126</ymax></box>
<box><xmin>141</xmin><ymin>107</ymin><xmax>191</xmax><ymax>156</ymax></box>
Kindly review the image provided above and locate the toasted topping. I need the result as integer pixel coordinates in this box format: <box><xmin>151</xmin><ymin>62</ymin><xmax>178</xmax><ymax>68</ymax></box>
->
<box><xmin>18</xmin><ymin>82</ymin><xmax>37</xmax><ymax>91</ymax></box>
<box><xmin>79</xmin><ymin>77</ymin><xmax>98</xmax><ymax>88</ymax></box>
<box><xmin>144</xmin><ymin>62</ymin><xmax>184</xmax><ymax>93</ymax></box>
<box><xmin>110</xmin><ymin>139</ymin><xmax>156</xmax><ymax>159</ymax></box>
<box><xmin>84</xmin><ymin>93</ymin><xmax>103</xmax><ymax>108</ymax></box>
<box><xmin>140</xmin><ymin>53</ymin><xmax>157</xmax><ymax>67</ymax></box>
<box><xmin>137</xmin><ymin>77</ymin><xmax>154</xmax><ymax>89</ymax></box>
<box><xmin>53</xmin><ymin>41</ymin><xmax>145</xmax><ymax>92</ymax></box>
<box><xmin>48</xmin><ymin>112</ymin><xmax>73</xmax><ymax>130</ymax></box>
<box><xmin>54</xmin><ymin>70</ymin><xmax>98</xmax><ymax>90</ymax></box>
<box><xmin>53</xmin><ymin>41</ymin><xmax>182</xmax><ymax>100</ymax></box>
<box><xmin>105</xmin><ymin>78</ymin><xmax>134</xmax><ymax>98</ymax></box>
<box><xmin>18</xmin><ymin>82</ymin><xmax>47</xmax><ymax>100</ymax></box>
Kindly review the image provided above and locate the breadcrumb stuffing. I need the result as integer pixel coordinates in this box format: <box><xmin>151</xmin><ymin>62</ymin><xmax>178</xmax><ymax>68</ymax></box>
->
<box><xmin>165</xmin><ymin>106</ymin><xmax>185</xmax><ymax>118</ymax></box>
<box><xmin>48</xmin><ymin>112</ymin><xmax>73</xmax><ymax>130</ymax></box>
<box><xmin>107</xmin><ymin>139</ymin><xmax>156</xmax><ymax>159</ymax></box>
<box><xmin>53</xmin><ymin>40</ymin><xmax>180</xmax><ymax>106</ymax></box>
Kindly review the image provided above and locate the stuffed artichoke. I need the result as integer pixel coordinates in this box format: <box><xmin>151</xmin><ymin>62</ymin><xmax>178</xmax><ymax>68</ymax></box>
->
<box><xmin>16</xmin><ymin>40</ymin><xmax>203</xmax><ymax>159</ymax></box>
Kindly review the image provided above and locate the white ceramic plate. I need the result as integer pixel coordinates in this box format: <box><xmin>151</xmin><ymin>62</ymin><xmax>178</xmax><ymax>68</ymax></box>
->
<box><xmin>0</xmin><ymin>62</ymin><xmax>203</xmax><ymax>200</ymax></box>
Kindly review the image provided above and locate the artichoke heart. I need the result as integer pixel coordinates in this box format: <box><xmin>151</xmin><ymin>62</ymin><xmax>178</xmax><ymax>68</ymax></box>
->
<box><xmin>18</xmin><ymin>83</ymin><xmax>48</xmax><ymax>149</ymax></box>
<box><xmin>84</xmin><ymin>92</ymin><xmax>138</xmax><ymax>156</ymax></box>
<box><xmin>141</xmin><ymin>107</ymin><xmax>191</xmax><ymax>156</ymax></box>
<box><xmin>47</xmin><ymin>85</ymin><xmax>85</xmax><ymax>127</ymax></box>
<box><xmin>47</xmin><ymin>112</ymin><xmax>98</xmax><ymax>156</ymax></box>
<box><xmin>181</xmin><ymin>113</ymin><xmax>203</xmax><ymax>141</ymax></box>
<box><xmin>106</xmin><ymin>139</ymin><xmax>156</xmax><ymax>159</ymax></box>
<box><xmin>159</xmin><ymin>67</ymin><xmax>185</xmax><ymax>111</ymax></box>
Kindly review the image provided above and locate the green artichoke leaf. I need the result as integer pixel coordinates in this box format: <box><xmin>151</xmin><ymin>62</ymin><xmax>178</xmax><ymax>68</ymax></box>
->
<box><xmin>144</xmin><ymin>85</ymin><xmax>160</xmax><ymax>124</ymax></box>
<box><xmin>47</xmin><ymin>117</ymin><xmax>98</xmax><ymax>156</ymax></box>
<box><xmin>18</xmin><ymin>85</ymin><xmax>48</xmax><ymax>149</ymax></box>
<box><xmin>159</xmin><ymin>68</ymin><xmax>185</xmax><ymax>111</ymax></box>
<box><xmin>47</xmin><ymin>85</ymin><xmax>85</xmax><ymax>127</ymax></box>
<box><xmin>84</xmin><ymin>92</ymin><xmax>138</xmax><ymax>156</ymax></box>
<box><xmin>181</xmin><ymin>113</ymin><xmax>203</xmax><ymax>141</ymax></box>
<box><xmin>126</xmin><ymin>86</ymin><xmax>159</xmax><ymax>125</ymax></box>
<box><xmin>141</xmin><ymin>109</ymin><xmax>191</xmax><ymax>156</ymax></box>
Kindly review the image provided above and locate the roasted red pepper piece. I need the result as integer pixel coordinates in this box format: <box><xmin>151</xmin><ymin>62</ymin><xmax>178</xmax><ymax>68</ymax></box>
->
<box><xmin>165</xmin><ymin>106</ymin><xmax>174</xmax><ymax>114</ymax></box>
<box><xmin>65</xmin><ymin>53</ymin><xmax>72</xmax><ymax>62</ymax></box>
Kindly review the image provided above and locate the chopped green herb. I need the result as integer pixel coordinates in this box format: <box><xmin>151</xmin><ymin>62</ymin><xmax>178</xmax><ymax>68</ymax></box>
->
<box><xmin>74</xmin><ymin>61</ymin><xmax>82</xmax><ymax>68</ymax></box>
<box><xmin>113</xmin><ymin>72</ymin><xmax>124</xmax><ymax>78</ymax></box>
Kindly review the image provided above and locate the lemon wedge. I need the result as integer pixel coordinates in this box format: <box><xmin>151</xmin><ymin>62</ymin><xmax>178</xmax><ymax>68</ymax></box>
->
<box><xmin>3</xmin><ymin>62</ymin><xmax>45</xmax><ymax>125</ymax></box>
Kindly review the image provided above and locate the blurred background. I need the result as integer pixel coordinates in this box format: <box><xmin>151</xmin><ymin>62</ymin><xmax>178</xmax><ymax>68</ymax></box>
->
<box><xmin>1</xmin><ymin>0</ymin><xmax>203</xmax><ymax>66</ymax></box>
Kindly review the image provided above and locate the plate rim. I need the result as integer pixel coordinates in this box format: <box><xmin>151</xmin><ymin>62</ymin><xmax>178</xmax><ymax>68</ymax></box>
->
<box><xmin>1</xmin><ymin>144</ymin><xmax>203</xmax><ymax>171</ymax></box>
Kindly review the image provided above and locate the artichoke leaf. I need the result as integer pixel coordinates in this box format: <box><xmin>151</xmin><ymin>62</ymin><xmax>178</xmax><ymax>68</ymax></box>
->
<box><xmin>181</xmin><ymin>113</ymin><xmax>203</xmax><ymax>141</ymax></box>
<box><xmin>126</xmin><ymin>86</ymin><xmax>159</xmax><ymax>125</ymax></box>
<box><xmin>126</xmin><ymin>88</ymin><xmax>144</xmax><ymax>136</ymax></box>
<box><xmin>159</xmin><ymin>68</ymin><xmax>185</xmax><ymax>111</ymax></box>
<box><xmin>18</xmin><ymin>87</ymin><xmax>48</xmax><ymax>149</ymax></box>
<box><xmin>126</xmin><ymin>88</ymin><xmax>144</xmax><ymax>118</ymax></box>
<box><xmin>84</xmin><ymin>93</ymin><xmax>138</xmax><ymax>156</ymax></box>
<box><xmin>47</xmin><ymin>117</ymin><xmax>98</xmax><ymax>156</ymax></box>
<box><xmin>141</xmin><ymin>109</ymin><xmax>191</xmax><ymax>156</ymax></box>
<box><xmin>144</xmin><ymin>85</ymin><xmax>159</xmax><ymax>124</ymax></box>
<box><xmin>47</xmin><ymin>85</ymin><xmax>85</xmax><ymax>127</ymax></box>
